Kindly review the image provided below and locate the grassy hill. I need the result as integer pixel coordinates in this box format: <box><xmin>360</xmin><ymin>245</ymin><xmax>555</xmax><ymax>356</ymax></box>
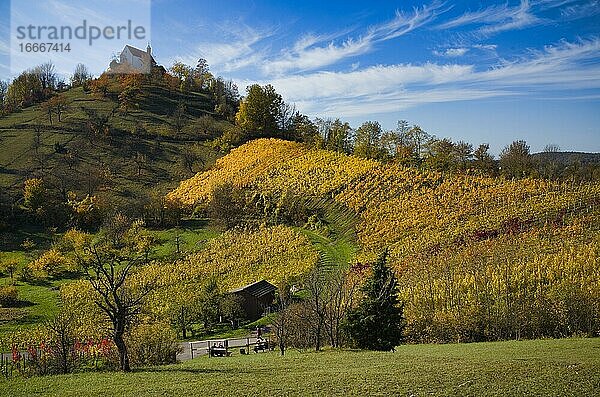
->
<box><xmin>0</xmin><ymin>84</ymin><xmax>232</xmax><ymax>333</ymax></box>
<box><xmin>1</xmin><ymin>338</ymin><xmax>598</xmax><ymax>396</ymax></box>
<box><xmin>0</xmin><ymin>85</ymin><xmax>225</xmax><ymax>202</ymax></box>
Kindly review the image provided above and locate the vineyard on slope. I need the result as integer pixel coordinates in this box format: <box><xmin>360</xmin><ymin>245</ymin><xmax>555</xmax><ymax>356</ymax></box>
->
<box><xmin>156</xmin><ymin>225</ymin><xmax>319</xmax><ymax>290</ymax></box>
<box><xmin>168</xmin><ymin>139</ymin><xmax>307</xmax><ymax>207</ymax></box>
<box><xmin>169</xmin><ymin>139</ymin><xmax>600</xmax><ymax>340</ymax></box>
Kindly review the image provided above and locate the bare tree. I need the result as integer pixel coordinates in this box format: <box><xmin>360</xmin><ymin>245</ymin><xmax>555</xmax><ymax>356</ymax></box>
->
<box><xmin>272</xmin><ymin>282</ymin><xmax>294</xmax><ymax>356</ymax></box>
<box><xmin>45</xmin><ymin>311</ymin><xmax>76</xmax><ymax>374</ymax></box>
<box><xmin>544</xmin><ymin>144</ymin><xmax>561</xmax><ymax>153</ymax></box>
<box><xmin>303</xmin><ymin>268</ymin><xmax>328</xmax><ymax>351</ymax></box>
<box><xmin>171</xmin><ymin>101</ymin><xmax>187</xmax><ymax>134</ymax></box>
<box><xmin>71</xmin><ymin>63</ymin><xmax>92</xmax><ymax>87</ymax></box>
<box><xmin>324</xmin><ymin>269</ymin><xmax>362</xmax><ymax>348</ymax></box>
<box><xmin>38</xmin><ymin>62</ymin><xmax>57</xmax><ymax>91</ymax></box>
<box><xmin>133</xmin><ymin>151</ymin><xmax>147</xmax><ymax>176</ymax></box>
<box><xmin>63</xmin><ymin>150</ymin><xmax>78</xmax><ymax>170</ymax></box>
<box><xmin>181</xmin><ymin>145</ymin><xmax>204</xmax><ymax>174</ymax></box>
<box><xmin>31</xmin><ymin>125</ymin><xmax>46</xmax><ymax>173</ymax></box>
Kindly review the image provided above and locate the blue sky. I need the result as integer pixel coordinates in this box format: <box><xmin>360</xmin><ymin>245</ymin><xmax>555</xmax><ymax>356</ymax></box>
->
<box><xmin>1</xmin><ymin>0</ymin><xmax>599</xmax><ymax>153</ymax></box>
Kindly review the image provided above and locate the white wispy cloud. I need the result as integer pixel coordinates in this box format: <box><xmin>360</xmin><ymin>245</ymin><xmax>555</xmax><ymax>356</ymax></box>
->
<box><xmin>560</xmin><ymin>0</ymin><xmax>600</xmax><ymax>19</ymax></box>
<box><xmin>263</xmin><ymin>2</ymin><xmax>446</xmax><ymax>75</ymax></box>
<box><xmin>258</xmin><ymin>63</ymin><xmax>473</xmax><ymax>101</ymax></box>
<box><xmin>247</xmin><ymin>38</ymin><xmax>600</xmax><ymax>117</ymax></box>
<box><xmin>473</xmin><ymin>44</ymin><xmax>498</xmax><ymax>51</ymax></box>
<box><xmin>172</xmin><ymin>23</ymin><xmax>272</xmax><ymax>73</ymax></box>
<box><xmin>433</xmin><ymin>47</ymin><xmax>469</xmax><ymax>57</ymax></box>
<box><xmin>478</xmin><ymin>38</ymin><xmax>600</xmax><ymax>88</ymax></box>
<box><xmin>437</xmin><ymin>0</ymin><xmax>541</xmax><ymax>35</ymax></box>
<box><xmin>263</xmin><ymin>35</ymin><xmax>372</xmax><ymax>76</ymax></box>
<box><xmin>433</xmin><ymin>43</ymin><xmax>500</xmax><ymax>58</ymax></box>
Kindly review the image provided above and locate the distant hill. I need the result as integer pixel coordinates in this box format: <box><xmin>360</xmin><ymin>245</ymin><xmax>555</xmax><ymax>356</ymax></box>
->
<box><xmin>532</xmin><ymin>151</ymin><xmax>600</xmax><ymax>165</ymax></box>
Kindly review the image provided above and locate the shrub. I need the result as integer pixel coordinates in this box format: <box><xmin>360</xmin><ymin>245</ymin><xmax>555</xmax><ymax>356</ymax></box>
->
<box><xmin>28</xmin><ymin>249</ymin><xmax>70</xmax><ymax>278</ymax></box>
<box><xmin>126</xmin><ymin>322</ymin><xmax>181</xmax><ymax>366</ymax></box>
<box><xmin>0</xmin><ymin>285</ymin><xmax>18</xmax><ymax>307</ymax></box>
<box><xmin>17</xmin><ymin>265</ymin><xmax>35</xmax><ymax>282</ymax></box>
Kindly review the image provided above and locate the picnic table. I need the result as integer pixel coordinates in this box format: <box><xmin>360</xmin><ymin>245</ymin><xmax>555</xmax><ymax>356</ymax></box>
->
<box><xmin>209</xmin><ymin>346</ymin><xmax>231</xmax><ymax>357</ymax></box>
<box><xmin>208</xmin><ymin>340</ymin><xmax>232</xmax><ymax>357</ymax></box>
<box><xmin>253</xmin><ymin>340</ymin><xmax>271</xmax><ymax>353</ymax></box>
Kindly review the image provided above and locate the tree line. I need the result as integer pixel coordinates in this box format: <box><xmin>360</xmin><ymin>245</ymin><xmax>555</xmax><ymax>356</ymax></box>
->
<box><xmin>225</xmin><ymin>84</ymin><xmax>599</xmax><ymax>182</ymax></box>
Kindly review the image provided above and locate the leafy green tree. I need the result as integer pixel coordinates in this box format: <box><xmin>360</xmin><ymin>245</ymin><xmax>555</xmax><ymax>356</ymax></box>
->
<box><xmin>406</xmin><ymin>125</ymin><xmax>433</xmax><ymax>161</ymax></box>
<box><xmin>499</xmin><ymin>140</ymin><xmax>533</xmax><ymax>178</ymax></box>
<box><xmin>453</xmin><ymin>141</ymin><xmax>473</xmax><ymax>170</ymax></box>
<box><xmin>474</xmin><ymin>143</ymin><xmax>496</xmax><ymax>175</ymax></box>
<box><xmin>290</xmin><ymin>113</ymin><xmax>319</xmax><ymax>144</ymax></box>
<box><xmin>221</xmin><ymin>293</ymin><xmax>245</xmax><ymax>325</ymax></box>
<box><xmin>354</xmin><ymin>121</ymin><xmax>383</xmax><ymax>159</ymax></box>
<box><xmin>5</xmin><ymin>68</ymin><xmax>44</xmax><ymax>108</ymax></box>
<box><xmin>199</xmin><ymin>277</ymin><xmax>222</xmax><ymax>329</ymax></box>
<box><xmin>425</xmin><ymin>138</ymin><xmax>456</xmax><ymax>171</ymax></box>
<box><xmin>210</xmin><ymin>78</ymin><xmax>240</xmax><ymax>120</ymax></box>
<box><xmin>316</xmin><ymin>118</ymin><xmax>353</xmax><ymax>153</ymax></box>
<box><xmin>345</xmin><ymin>251</ymin><xmax>405</xmax><ymax>351</ymax></box>
<box><xmin>162</xmin><ymin>285</ymin><xmax>202</xmax><ymax>339</ymax></box>
<box><xmin>235</xmin><ymin>84</ymin><xmax>283</xmax><ymax>138</ymax></box>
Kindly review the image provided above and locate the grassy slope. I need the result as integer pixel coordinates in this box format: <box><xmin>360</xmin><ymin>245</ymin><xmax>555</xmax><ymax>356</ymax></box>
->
<box><xmin>0</xmin><ymin>226</ymin><xmax>61</xmax><ymax>333</ymax></box>
<box><xmin>2</xmin><ymin>338</ymin><xmax>599</xmax><ymax>396</ymax></box>
<box><xmin>0</xmin><ymin>84</ymin><xmax>226</xmax><ymax>334</ymax></box>
<box><xmin>297</xmin><ymin>202</ymin><xmax>360</xmax><ymax>274</ymax></box>
<box><xmin>0</xmin><ymin>86</ymin><xmax>221</xmax><ymax>196</ymax></box>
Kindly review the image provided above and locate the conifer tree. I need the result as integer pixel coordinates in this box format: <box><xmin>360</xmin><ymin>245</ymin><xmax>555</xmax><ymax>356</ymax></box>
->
<box><xmin>345</xmin><ymin>250</ymin><xmax>404</xmax><ymax>351</ymax></box>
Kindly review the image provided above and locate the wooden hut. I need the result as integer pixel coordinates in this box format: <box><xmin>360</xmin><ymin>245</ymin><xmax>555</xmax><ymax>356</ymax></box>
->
<box><xmin>229</xmin><ymin>280</ymin><xmax>276</xmax><ymax>321</ymax></box>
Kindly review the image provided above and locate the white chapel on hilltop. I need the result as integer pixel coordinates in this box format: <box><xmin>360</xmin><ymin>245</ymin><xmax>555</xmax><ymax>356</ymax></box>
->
<box><xmin>109</xmin><ymin>44</ymin><xmax>157</xmax><ymax>74</ymax></box>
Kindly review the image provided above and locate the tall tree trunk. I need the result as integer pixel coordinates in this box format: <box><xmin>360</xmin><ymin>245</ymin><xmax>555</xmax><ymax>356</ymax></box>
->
<box><xmin>181</xmin><ymin>310</ymin><xmax>187</xmax><ymax>339</ymax></box>
<box><xmin>113</xmin><ymin>318</ymin><xmax>130</xmax><ymax>372</ymax></box>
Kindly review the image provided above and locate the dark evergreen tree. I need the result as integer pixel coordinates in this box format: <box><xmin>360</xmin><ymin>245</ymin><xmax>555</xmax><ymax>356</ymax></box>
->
<box><xmin>345</xmin><ymin>250</ymin><xmax>404</xmax><ymax>351</ymax></box>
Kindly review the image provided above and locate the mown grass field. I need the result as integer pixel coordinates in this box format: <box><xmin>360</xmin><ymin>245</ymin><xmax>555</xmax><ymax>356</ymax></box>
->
<box><xmin>1</xmin><ymin>338</ymin><xmax>598</xmax><ymax>396</ymax></box>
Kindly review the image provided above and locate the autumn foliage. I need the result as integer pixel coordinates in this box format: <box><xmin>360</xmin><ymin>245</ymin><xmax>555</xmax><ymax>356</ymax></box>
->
<box><xmin>169</xmin><ymin>138</ymin><xmax>600</xmax><ymax>341</ymax></box>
